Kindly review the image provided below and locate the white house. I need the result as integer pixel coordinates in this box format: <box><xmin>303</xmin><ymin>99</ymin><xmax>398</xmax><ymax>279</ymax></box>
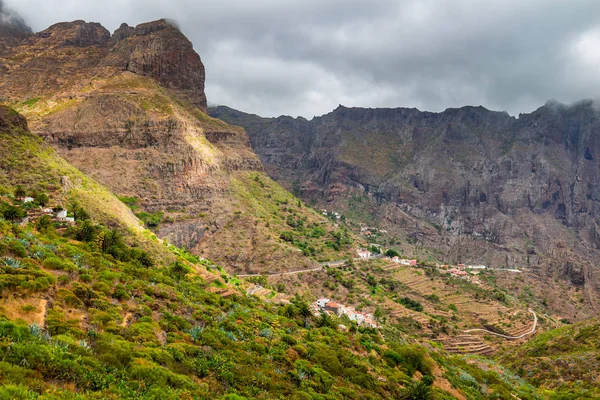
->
<box><xmin>363</xmin><ymin>318</ymin><xmax>379</xmax><ymax>328</ymax></box>
<box><xmin>357</xmin><ymin>249</ymin><xmax>372</xmax><ymax>258</ymax></box>
<box><xmin>57</xmin><ymin>210</ymin><xmax>68</xmax><ymax>220</ymax></box>
<box><xmin>23</xmin><ymin>197</ymin><xmax>34</xmax><ymax>203</ymax></box>
<box><xmin>348</xmin><ymin>312</ymin><xmax>365</xmax><ymax>324</ymax></box>
<box><xmin>466</xmin><ymin>265</ymin><xmax>487</xmax><ymax>269</ymax></box>
<box><xmin>316</xmin><ymin>298</ymin><xmax>331</xmax><ymax>308</ymax></box>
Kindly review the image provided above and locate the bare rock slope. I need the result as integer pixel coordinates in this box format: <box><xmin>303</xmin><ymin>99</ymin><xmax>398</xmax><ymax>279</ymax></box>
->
<box><xmin>211</xmin><ymin>102</ymin><xmax>600</xmax><ymax>319</ymax></box>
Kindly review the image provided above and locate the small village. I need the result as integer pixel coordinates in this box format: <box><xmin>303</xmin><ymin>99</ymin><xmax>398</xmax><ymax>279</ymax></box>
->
<box><xmin>13</xmin><ymin>195</ymin><xmax>76</xmax><ymax>227</ymax></box>
<box><xmin>355</xmin><ymin>246</ymin><xmax>515</xmax><ymax>285</ymax></box>
<box><xmin>313</xmin><ymin>297</ymin><xmax>378</xmax><ymax>329</ymax></box>
<box><xmin>20</xmin><ymin>204</ymin><xmax>75</xmax><ymax>226</ymax></box>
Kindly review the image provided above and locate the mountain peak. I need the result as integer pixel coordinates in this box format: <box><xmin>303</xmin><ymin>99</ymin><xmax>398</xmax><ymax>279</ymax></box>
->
<box><xmin>104</xmin><ymin>18</ymin><xmax>207</xmax><ymax>111</ymax></box>
<box><xmin>40</xmin><ymin>20</ymin><xmax>111</xmax><ymax>47</ymax></box>
<box><xmin>1</xmin><ymin>16</ymin><xmax>207</xmax><ymax>112</ymax></box>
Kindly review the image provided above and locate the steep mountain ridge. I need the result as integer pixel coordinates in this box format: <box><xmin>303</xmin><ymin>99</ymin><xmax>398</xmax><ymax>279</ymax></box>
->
<box><xmin>0</xmin><ymin>19</ymin><xmax>354</xmax><ymax>274</ymax></box>
<box><xmin>210</xmin><ymin>101</ymin><xmax>600</xmax><ymax>319</ymax></box>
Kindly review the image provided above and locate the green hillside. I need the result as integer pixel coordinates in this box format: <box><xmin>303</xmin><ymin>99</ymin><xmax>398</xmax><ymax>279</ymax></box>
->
<box><xmin>501</xmin><ymin>317</ymin><xmax>600</xmax><ymax>399</ymax></box>
<box><xmin>0</xmin><ymin>106</ymin><xmax>546</xmax><ymax>399</ymax></box>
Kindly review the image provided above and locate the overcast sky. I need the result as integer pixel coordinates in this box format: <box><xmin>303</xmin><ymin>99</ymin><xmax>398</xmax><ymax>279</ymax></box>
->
<box><xmin>5</xmin><ymin>0</ymin><xmax>600</xmax><ymax>118</ymax></box>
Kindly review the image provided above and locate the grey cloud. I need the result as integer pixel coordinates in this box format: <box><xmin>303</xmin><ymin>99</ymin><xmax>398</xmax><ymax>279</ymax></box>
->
<box><xmin>0</xmin><ymin>0</ymin><xmax>31</xmax><ymax>32</ymax></box>
<box><xmin>5</xmin><ymin>0</ymin><xmax>600</xmax><ymax>118</ymax></box>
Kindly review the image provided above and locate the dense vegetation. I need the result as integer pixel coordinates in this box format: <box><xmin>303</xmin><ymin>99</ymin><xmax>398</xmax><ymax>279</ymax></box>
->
<box><xmin>501</xmin><ymin>317</ymin><xmax>600</xmax><ymax>399</ymax></box>
<box><xmin>0</xmin><ymin>203</ymin><xmax>542</xmax><ymax>399</ymax></box>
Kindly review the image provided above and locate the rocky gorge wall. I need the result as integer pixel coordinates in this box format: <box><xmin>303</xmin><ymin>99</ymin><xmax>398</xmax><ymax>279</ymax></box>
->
<box><xmin>211</xmin><ymin>101</ymin><xmax>600</xmax><ymax>318</ymax></box>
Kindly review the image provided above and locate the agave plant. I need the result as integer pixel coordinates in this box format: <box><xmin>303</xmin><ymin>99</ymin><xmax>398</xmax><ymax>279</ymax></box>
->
<box><xmin>187</xmin><ymin>324</ymin><xmax>205</xmax><ymax>342</ymax></box>
<box><xmin>31</xmin><ymin>250</ymin><xmax>45</xmax><ymax>260</ymax></box>
<box><xmin>29</xmin><ymin>323</ymin><xmax>43</xmax><ymax>338</ymax></box>
<box><xmin>3</xmin><ymin>257</ymin><xmax>23</xmax><ymax>269</ymax></box>
<box><xmin>79</xmin><ymin>340</ymin><xmax>91</xmax><ymax>350</ymax></box>
<box><xmin>259</xmin><ymin>328</ymin><xmax>273</xmax><ymax>340</ymax></box>
<box><xmin>72</xmin><ymin>253</ymin><xmax>83</xmax><ymax>267</ymax></box>
<box><xmin>224</xmin><ymin>331</ymin><xmax>237</xmax><ymax>342</ymax></box>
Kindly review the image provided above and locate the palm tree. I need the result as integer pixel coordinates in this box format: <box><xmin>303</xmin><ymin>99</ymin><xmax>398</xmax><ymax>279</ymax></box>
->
<box><xmin>14</xmin><ymin>185</ymin><xmax>26</xmax><ymax>199</ymax></box>
<box><xmin>316</xmin><ymin>312</ymin><xmax>333</xmax><ymax>328</ymax></box>
<box><xmin>102</xmin><ymin>228</ymin><xmax>122</xmax><ymax>252</ymax></box>
<box><xmin>34</xmin><ymin>193</ymin><xmax>49</xmax><ymax>207</ymax></box>
<box><xmin>283</xmin><ymin>304</ymin><xmax>298</xmax><ymax>319</ymax></box>
<box><xmin>36</xmin><ymin>215</ymin><xmax>53</xmax><ymax>232</ymax></box>
<box><xmin>400</xmin><ymin>381</ymin><xmax>432</xmax><ymax>400</ymax></box>
<box><xmin>297</xmin><ymin>301</ymin><xmax>313</xmax><ymax>327</ymax></box>
<box><xmin>3</xmin><ymin>205</ymin><xmax>25</xmax><ymax>221</ymax></box>
<box><xmin>76</xmin><ymin>220</ymin><xmax>96</xmax><ymax>242</ymax></box>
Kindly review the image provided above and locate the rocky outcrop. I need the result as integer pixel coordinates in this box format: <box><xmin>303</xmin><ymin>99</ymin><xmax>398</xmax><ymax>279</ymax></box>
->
<box><xmin>103</xmin><ymin>20</ymin><xmax>207</xmax><ymax>111</ymax></box>
<box><xmin>0</xmin><ymin>19</ymin><xmax>206</xmax><ymax>111</ymax></box>
<box><xmin>0</xmin><ymin>105</ymin><xmax>27</xmax><ymax>130</ymax></box>
<box><xmin>211</xmin><ymin>101</ymin><xmax>600</xmax><ymax>318</ymax></box>
<box><xmin>38</xmin><ymin>20</ymin><xmax>111</xmax><ymax>48</ymax></box>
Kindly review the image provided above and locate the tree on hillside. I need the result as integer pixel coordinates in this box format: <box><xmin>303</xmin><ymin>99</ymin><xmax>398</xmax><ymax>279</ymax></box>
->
<box><xmin>14</xmin><ymin>185</ymin><xmax>26</xmax><ymax>199</ymax></box>
<box><xmin>316</xmin><ymin>312</ymin><xmax>335</xmax><ymax>328</ymax></box>
<box><xmin>34</xmin><ymin>192</ymin><xmax>49</xmax><ymax>207</ymax></box>
<box><xmin>297</xmin><ymin>301</ymin><xmax>313</xmax><ymax>327</ymax></box>
<box><xmin>69</xmin><ymin>201</ymin><xmax>89</xmax><ymax>221</ymax></box>
<box><xmin>170</xmin><ymin>261</ymin><xmax>191</xmax><ymax>281</ymax></box>
<box><xmin>102</xmin><ymin>228</ymin><xmax>123</xmax><ymax>253</ymax></box>
<box><xmin>2</xmin><ymin>205</ymin><xmax>25</xmax><ymax>221</ymax></box>
<box><xmin>386</xmin><ymin>249</ymin><xmax>400</xmax><ymax>258</ymax></box>
<box><xmin>36</xmin><ymin>215</ymin><xmax>53</xmax><ymax>232</ymax></box>
<box><xmin>400</xmin><ymin>380</ymin><xmax>432</xmax><ymax>400</ymax></box>
<box><xmin>76</xmin><ymin>220</ymin><xmax>96</xmax><ymax>242</ymax></box>
<box><xmin>369</xmin><ymin>245</ymin><xmax>381</xmax><ymax>254</ymax></box>
<box><xmin>374</xmin><ymin>307</ymin><xmax>384</xmax><ymax>323</ymax></box>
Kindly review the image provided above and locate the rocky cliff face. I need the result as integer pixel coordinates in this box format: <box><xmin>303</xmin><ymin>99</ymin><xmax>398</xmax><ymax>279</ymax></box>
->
<box><xmin>0</xmin><ymin>19</ymin><xmax>205</xmax><ymax>110</ymax></box>
<box><xmin>211</xmin><ymin>102</ymin><xmax>600</xmax><ymax>319</ymax></box>
<box><xmin>104</xmin><ymin>20</ymin><xmax>207</xmax><ymax>111</ymax></box>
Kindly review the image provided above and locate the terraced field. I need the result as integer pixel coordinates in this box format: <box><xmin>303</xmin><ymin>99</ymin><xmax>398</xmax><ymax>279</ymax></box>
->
<box><xmin>247</xmin><ymin>259</ymin><xmax>542</xmax><ymax>356</ymax></box>
<box><xmin>382</xmin><ymin>263</ymin><xmax>539</xmax><ymax>355</ymax></box>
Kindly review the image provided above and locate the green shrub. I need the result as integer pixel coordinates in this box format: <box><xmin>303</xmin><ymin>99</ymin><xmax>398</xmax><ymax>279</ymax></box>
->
<box><xmin>42</xmin><ymin>257</ymin><xmax>76</xmax><ymax>272</ymax></box>
<box><xmin>386</xmin><ymin>249</ymin><xmax>400</xmax><ymax>258</ymax></box>
<box><xmin>397</xmin><ymin>297</ymin><xmax>423</xmax><ymax>312</ymax></box>
<box><xmin>8</xmin><ymin>241</ymin><xmax>27</xmax><ymax>257</ymax></box>
<box><xmin>129</xmin><ymin>359</ymin><xmax>193</xmax><ymax>389</ymax></box>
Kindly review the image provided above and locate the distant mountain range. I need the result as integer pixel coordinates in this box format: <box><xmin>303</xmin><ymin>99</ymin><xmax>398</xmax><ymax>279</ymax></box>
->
<box><xmin>211</xmin><ymin>100</ymin><xmax>600</xmax><ymax>319</ymax></box>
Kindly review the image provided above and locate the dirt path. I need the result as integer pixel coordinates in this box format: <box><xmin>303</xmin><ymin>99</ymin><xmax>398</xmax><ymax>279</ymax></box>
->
<box><xmin>463</xmin><ymin>309</ymin><xmax>537</xmax><ymax>339</ymax></box>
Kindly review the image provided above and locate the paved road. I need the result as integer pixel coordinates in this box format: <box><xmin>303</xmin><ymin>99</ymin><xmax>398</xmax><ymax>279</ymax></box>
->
<box><xmin>237</xmin><ymin>259</ymin><xmax>349</xmax><ymax>278</ymax></box>
<box><xmin>237</xmin><ymin>253</ymin><xmax>384</xmax><ymax>278</ymax></box>
<box><xmin>462</xmin><ymin>309</ymin><xmax>537</xmax><ymax>340</ymax></box>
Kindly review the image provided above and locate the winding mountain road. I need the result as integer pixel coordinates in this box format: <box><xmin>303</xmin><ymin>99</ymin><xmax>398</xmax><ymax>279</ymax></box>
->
<box><xmin>237</xmin><ymin>260</ymin><xmax>348</xmax><ymax>278</ymax></box>
<box><xmin>463</xmin><ymin>309</ymin><xmax>538</xmax><ymax>340</ymax></box>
